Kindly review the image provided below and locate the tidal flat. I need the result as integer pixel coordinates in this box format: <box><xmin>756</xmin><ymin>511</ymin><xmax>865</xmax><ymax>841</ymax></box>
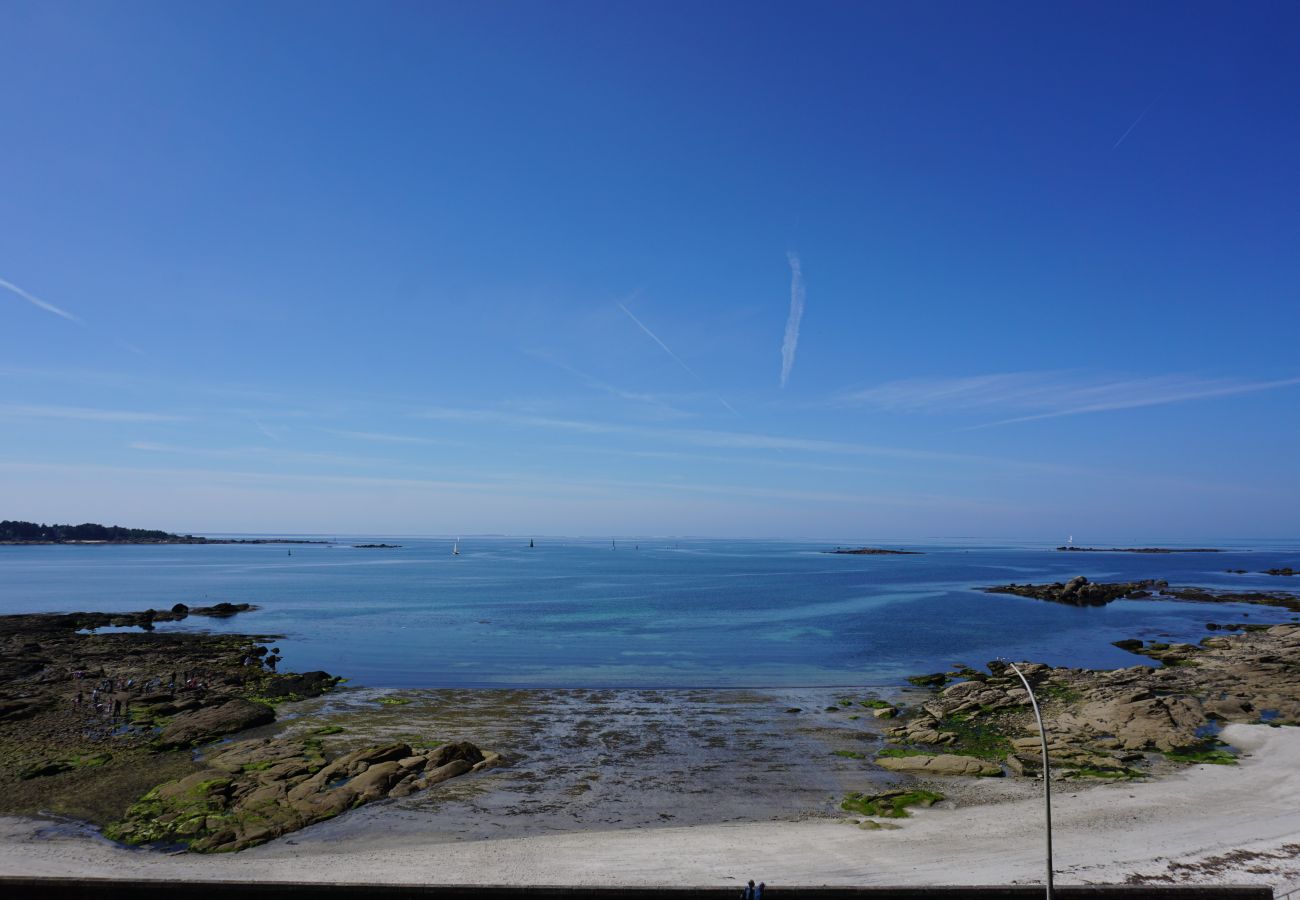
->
<box><xmin>261</xmin><ymin>684</ymin><xmax>919</xmax><ymax>842</ymax></box>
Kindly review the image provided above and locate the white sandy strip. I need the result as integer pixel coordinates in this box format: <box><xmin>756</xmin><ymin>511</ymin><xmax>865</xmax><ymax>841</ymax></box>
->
<box><xmin>2</xmin><ymin>725</ymin><xmax>1298</xmax><ymax>892</ymax></box>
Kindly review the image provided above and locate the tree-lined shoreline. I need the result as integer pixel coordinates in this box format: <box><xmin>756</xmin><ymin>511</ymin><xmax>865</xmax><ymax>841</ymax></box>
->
<box><xmin>0</xmin><ymin>520</ymin><xmax>324</xmax><ymax>545</ymax></box>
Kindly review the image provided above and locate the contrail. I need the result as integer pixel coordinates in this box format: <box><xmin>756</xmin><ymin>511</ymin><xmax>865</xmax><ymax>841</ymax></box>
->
<box><xmin>618</xmin><ymin>302</ymin><xmax>740</xmax><ymax>416</ymax></box>
<box><xmin>0</xmin><ymin>276</ymin><xmax>84</xmax><ymax>324</ymax></box>
<box><xmin>618</xmin><ymin>303</ymin><xmax>700</xmax><ymax>379</ymax></box>
<box><xmin>1113</xmin><ymin>94</ymin><xmax>1163</xmax><ymax>151</ymax></box>
<box><xmin>780</xmin><ymin>252</ymin><xmax>805</xmax><ymax>388</ymax></box>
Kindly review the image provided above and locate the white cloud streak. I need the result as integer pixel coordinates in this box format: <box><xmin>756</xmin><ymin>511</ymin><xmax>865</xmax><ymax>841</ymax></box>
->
<box><xmin>780</xmin><ymin>253</ymin><xmax>805</xmax><ymax>388</ymax></box>
<box><xmin>0</xmin><ymin>277</ymin><xmax>84</xmax><ymax>324</ymax></box>
<box><xmin>835</xmin><ymin>371</ymin><xmax>1300</xmax><ymax>427</ymax></box>
<box><xmin>0</xmin><ymin>403</ymin><xmax>187</xmax><ymax>423</ymax></box>
<box><xmin>1113</xmin><ymin>94</ymin><xmax>1162</xmax><ymax>151</ymax></box>
<box><xmin>0</xmin><ymin>460</ymin><xmax>1015</xmax><ymax>512</ymax></box>
<box><xmin>129</xmin><ymin>441</ymin><xmax>392</xmax><ymax>468</ymax></box>
<box><xmin>617</xmin><ymin>302</ymin><xmax>740</xmax><ymax>416</ymax></box>
<box><xmin>412</xmin><ymin>405</ymin><xmax>1075</xmax><ymax>472</ymax></box>
<box><xmin>527</xmin><ymin>351</ymin><xmax>698</xmax><ymax>420</ymax></box>
<box><xmin>317</xmin><ymin>428</ymin><xmax>445</xmax><ymax>445</ymax></box>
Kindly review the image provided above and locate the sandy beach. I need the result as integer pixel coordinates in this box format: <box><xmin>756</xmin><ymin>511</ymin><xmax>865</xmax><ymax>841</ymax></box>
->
<box><xmin>3</xmin><ymin>724</ymin><xmax>1298</xmax><ymax>893</ymax></box>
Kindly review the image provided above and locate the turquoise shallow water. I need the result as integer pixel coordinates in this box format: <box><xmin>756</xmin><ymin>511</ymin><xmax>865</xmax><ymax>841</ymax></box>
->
<box><xmin>1</xmin><ymin>536</ymin><xmax>1297</xmax><ymax>688</ymax></box>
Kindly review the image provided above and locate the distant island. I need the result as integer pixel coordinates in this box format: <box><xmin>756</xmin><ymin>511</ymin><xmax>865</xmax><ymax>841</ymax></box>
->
<box><xmin>353</xmin><ymin>543</ymin><xmax>402</xmax><ymax>549</ymax></box>
<box><xmin>1056</xmin><ymin>546</ymin><xmax>1221</xmax><ymax>554</ymax></box>
<box><xmin>0</xmin><ymin>520</ymin><xmax>326</xmax><ymax>545</ymax></box>
<box><xmin>825</xmin><ymin>547</ymin><xmax>922</xmax><ymax>555</ymax></box>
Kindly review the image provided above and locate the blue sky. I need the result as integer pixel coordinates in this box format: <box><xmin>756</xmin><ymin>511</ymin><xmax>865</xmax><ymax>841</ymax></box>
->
<box><xmin>2</xmin><ymin>1</ymin><xmax>1298</xmax><ymax>540</ymax></box>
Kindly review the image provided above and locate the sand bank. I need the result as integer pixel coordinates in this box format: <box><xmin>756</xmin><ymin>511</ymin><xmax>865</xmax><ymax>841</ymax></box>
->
<box><xmin>2</xmin><ymin>725</ymin><xmax>1297</xmax><ymax>892</ymax></box>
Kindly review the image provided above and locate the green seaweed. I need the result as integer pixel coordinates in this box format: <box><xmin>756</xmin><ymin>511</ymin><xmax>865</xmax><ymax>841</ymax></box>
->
<box><xmin>906</xmin><ymin>673</ymin><xmax>950</xmax><ymax>688</ymax></box>
<box><xmin>310</xmin><ymin>725</ymin><xmax>346</xmax><ymax>736</ymax></box>
<box><xmin>840</xmin><ymin>789</ymin><xmax>944</xmax><ymax>818</ymax></box>
<box><xmin>376</xmin><ymin>696</ymin><xmax>413</xmax><ymax>706</ymax></box>
<box><xmin>935</xmin><ymin>713</ymin><xmax>1013</xmax><ymax>761</ymax></box>
<box><xmin>1164</xmin><ymin>742</ymin><xmax>1237</xmax><ymax>765</ymax></box>
<box><xmin>832</xmin><ymin>750</ymin><xmax>868</xmax><ymax>759</ymax></box>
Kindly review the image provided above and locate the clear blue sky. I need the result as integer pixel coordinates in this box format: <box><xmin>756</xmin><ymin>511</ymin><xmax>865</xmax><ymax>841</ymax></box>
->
<box><xmin>2</xmin><ymin>0</ymin><xmax>1298</xmax><ymax>540</ymax></box>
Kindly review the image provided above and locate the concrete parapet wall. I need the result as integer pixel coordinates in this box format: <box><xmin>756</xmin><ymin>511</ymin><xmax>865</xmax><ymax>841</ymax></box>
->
<box><xmin>0</xmin><ymin>878</ymin><xmax>1275</xmax><ymax>900</ymax></box>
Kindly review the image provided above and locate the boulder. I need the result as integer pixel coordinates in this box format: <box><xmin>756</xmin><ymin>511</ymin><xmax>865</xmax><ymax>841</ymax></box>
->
<box><xmin>875</xmin><ymin>753</ymin><xmax>1002</xmax><ymax>777</ymax></box>
<box><xmin>157</xmin><ymin>698</ymin><xmax>276</xmax><ymax>748</ymax></box>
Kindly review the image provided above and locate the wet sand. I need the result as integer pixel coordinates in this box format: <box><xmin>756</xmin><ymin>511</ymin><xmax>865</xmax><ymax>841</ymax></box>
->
<box><xmin>264</xmin><ymin>686</ymin><xmax>910</xmax><ymax>839</ymax></box>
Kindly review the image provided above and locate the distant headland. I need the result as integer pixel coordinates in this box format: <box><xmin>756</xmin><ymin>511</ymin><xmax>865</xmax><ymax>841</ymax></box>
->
<box><xmin>0</xmin><ymin>520</ymin><xmax>326</xmax><ymax>545</ymax></box>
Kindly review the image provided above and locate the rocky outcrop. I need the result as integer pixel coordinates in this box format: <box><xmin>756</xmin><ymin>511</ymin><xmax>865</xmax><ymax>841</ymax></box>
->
<box><xmin>259</xmin><ymin>671</ymin><xmax>340</xmax><ymax>700</ymax></box>
<box><xmin>985</xmin><ymin>576</ymin><xmax>1162</xmax><ymax>607</ymax></box>
<box><xmin>987</xmin><ymin>578</ymin><xmax>1300</xmax><ymax>613</ymax></box>
<box><xmin>107</xmin><ymin>737</ymin><xmax>498</xmax><ymax>852</ymax></box>
<box><xmin>887</xmin><ymin>623</ymin><xmax>1300</xmax><ymax>780</ymax></box>
<box><xmin>825</xmin><ymin>547</ymin><xmax>922</xmax><ymax>555</ymax></box>
<box><xmin>1055</xmin><ymin>547</ymin><xmax>1220</xmax><ymax>554</ymax></box>
<box><xmin>157</xmin><ymin>698</ymin><xmax>277</xmax><ymax>748</ymax></box>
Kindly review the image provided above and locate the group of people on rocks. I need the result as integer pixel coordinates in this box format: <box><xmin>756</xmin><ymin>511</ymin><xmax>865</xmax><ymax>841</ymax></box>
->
<box><xmin>65</xmin><ymin>642</ymin><xmax>282</xmax><ymax>734</ymax></box>
<box><xmin>68</xmin><ymin>667</ymin><xmax>222</xmax><ymax>723</ymax></box>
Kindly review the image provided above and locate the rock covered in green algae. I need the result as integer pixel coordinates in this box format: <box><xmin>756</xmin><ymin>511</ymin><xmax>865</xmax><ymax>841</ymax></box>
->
<box><xmin>107</xmin><ymin>736</ymin><xmax>501</xmax><ymax>852</ymax></box>
<box><xmin>841</xmin><ymin>789</ymin><xmax>943</xmax><ymax>818</ymax></box>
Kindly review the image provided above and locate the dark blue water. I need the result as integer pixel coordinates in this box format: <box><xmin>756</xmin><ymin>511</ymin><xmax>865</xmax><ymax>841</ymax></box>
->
<box><xmin>1</xmin><ymin>537</ymin><xmax>1297</xmax><ymax>688</ymax></box>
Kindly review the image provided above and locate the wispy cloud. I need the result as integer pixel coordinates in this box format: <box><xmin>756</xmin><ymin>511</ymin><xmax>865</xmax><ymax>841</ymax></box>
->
<box><xmin>412</xmin><ymin>405</ymin><xmax>1073</xmax><ymax>471</ymax></box>
<box><xmin>617</xmin><ymin>302</ymin><xmax>740</xmax><ymax>416</ymax></box>
<box><xmin>0</xmin><ymin>403</ymin><xmax>187</xmax><ymax>423</ymax></box>
<box><xmin>129</xmin><ymin>441</ymin><xmax>392</xmax><ymax>468</ymax></box>
<box><xmin>526</xmin><ymin>350</ymin><xmax>700</xmax><ymax>420</ymax></box>
<box><xmin>317</xmin><ymin>427</ymin><xmax>445</xmax><ymax>445</ymax></box>
<box><xmin>0</xmin><ymin>276</ymin><xmax>84</xmax><ymax>325</ymax></box>
<box><xmin>0</xmin><ymin>459</ymin><xmax>1017</xmax><ymax>513</ymax></box>
<box><xmin>835</xmin><ymin>371</ymin><xmax>1300</xmax><ymax>427</ymax></box>
<box><xmin>781</xmin><ymin>253</ymin><xmax>806</xmax><ymax>388</ymax></box>
<box><xmin>1113</xmin><ymin>94</ymin><xmax>1163</xmax><ymax>151</ymax></box>
<box><xmin>255</xmin><ymin>421</ymin><xmax>284</xmax><ymax>442</ymax></box>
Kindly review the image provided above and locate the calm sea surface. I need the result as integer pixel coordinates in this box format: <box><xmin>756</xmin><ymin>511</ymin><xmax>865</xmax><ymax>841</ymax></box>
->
<box><xmin>2</xmin><ymin>537</ymin><xmax>1297</xmax><ymax>688</ymax></box>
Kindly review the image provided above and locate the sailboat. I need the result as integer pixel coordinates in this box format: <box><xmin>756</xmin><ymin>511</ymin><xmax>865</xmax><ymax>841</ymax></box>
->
<box><xmin>529</xmin><ymin>538</ymin><xmax>534</xmax><ymax>548</ymax></box>
<box><xmin>452</xmin><ymin>538</ymin><xmax>460</xmax><ymax>556</ymax></box>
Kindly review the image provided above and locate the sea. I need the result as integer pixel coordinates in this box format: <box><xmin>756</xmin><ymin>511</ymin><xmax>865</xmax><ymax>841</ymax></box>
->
<box><xmin>2</xmin><ymin>536</ymin><xmax>1297</xmax><ymax>689</ymax></box>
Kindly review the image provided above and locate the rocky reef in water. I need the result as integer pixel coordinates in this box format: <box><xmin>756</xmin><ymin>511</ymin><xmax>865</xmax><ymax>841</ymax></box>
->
<box><xmin>986</xmin><ymin>576</ymin><xmax>1300</xmax><ymax>612</ymax></box>
<box><xmin>825</xmin><ymin>547</ymin><xmax>922</xmax><ymax>555</ymax></box>
<box><xmin>1055</xmin><ymin>546</ymin><xmax>1221</xmax><ymax>553</ymax></box>
<box><xmin>985</xmin><ymin>576</ymin><xmax>1163</xmax><ymax>606</ymax></box>
<box><xmin>0</xmin><ymin>606</ymin><xmax>491</xmax><ymax>852</ymax></box>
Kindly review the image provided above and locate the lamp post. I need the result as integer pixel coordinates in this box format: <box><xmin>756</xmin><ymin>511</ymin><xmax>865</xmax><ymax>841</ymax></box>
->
<box><xmin>1005</xmin><ymin>660</ymin><xmax>1053</xmax><ymax>900</ymax></box>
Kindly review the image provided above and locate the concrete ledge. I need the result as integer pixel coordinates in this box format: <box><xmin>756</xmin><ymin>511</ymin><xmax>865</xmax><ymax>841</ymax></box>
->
<box><xmin>0</xmin><ymin>878</ymin><xmax>1275</xmax><ymax>900</ymax></box>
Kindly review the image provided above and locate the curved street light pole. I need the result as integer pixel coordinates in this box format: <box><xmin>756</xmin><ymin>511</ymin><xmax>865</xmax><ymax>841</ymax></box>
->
<box><xmin>1006</xmin><ymin>660</ymin><xmax>1054</xmax><ymax>900</ymax></box>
